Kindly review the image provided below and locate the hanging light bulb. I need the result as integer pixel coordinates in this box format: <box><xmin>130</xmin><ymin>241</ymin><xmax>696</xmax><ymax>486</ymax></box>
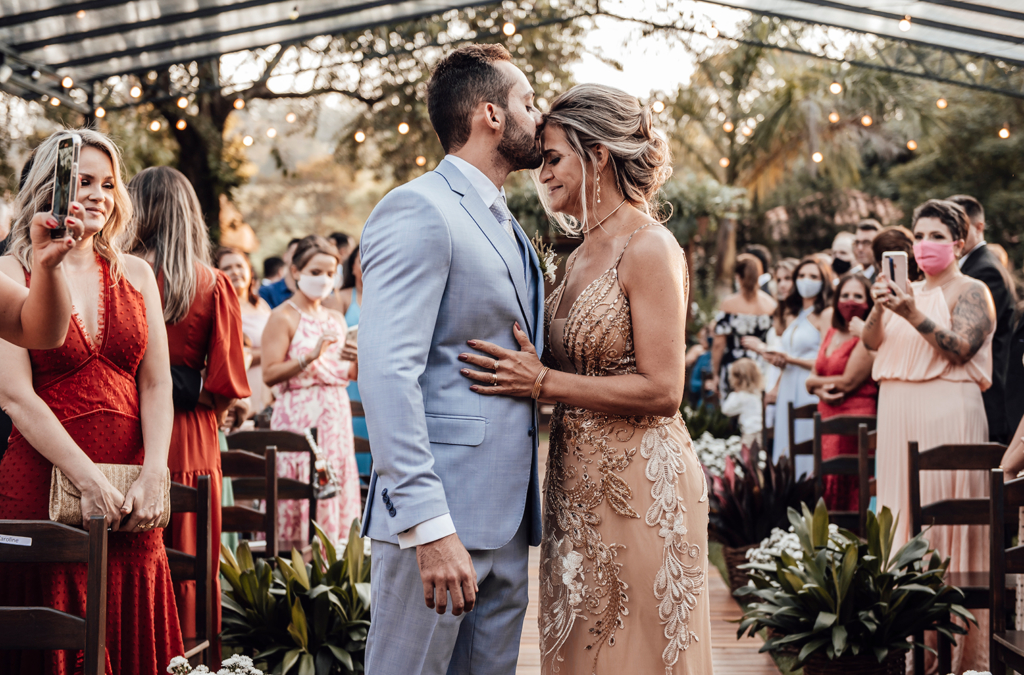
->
<box><xmin>76</xmin><ymin>9</ymin><xmax>86</xmax><ymax>18</ymax></box>
<box><xmin>242</xmin><ymin>135</ymin><xmax>254</xmax><ymax>146</ymax></box>
<box><xmin>999</xmin><ymin>125</ymin><xmax>1010</xmax><ymax>139</ymax></box>
<box><xmin>812</xmin><ymin>152</ymin><xmax>824</xmax><ymax>163</ymax></box>
<box><xmin>829</xmin><ymin>81</ymin><xmax>843</xmax><ymax>95</ymax></box>
<box><xmin>907</xmin><ymin>139</ymin><xmax>918</xmax><ymax>150</ymax></box>
<box><xmin>741</xmin><ymin>126</ymin><xmax>753</xmax><ymax>137</ymax></box>
<box><xmin>149</xmin><ymin>120</ymin><xmax>161</xmax><ymax>131</ymax></box>
<box><xmin>936</xmin><ymin>98</ymin><xmax>948</xmax><ymax>109</ymax></box>
<box><xmin>286</xmin><ymin>112</ymin><xmax>297</xmax><ymax>123</ymax></box>
<box><xmin>177</xmin><ymin>97</ymin><xmax>188</xmax><ymax>109</ymax></box>
<box><xmin>398</xmin><ymin>122</ymin><xmax>410</xmax><ymax>135</ymax></box>
<box><xmin>707</xmin><ymin>24</ymin><xmax>719</xmax><ymax>39</ymax></box>
<box><xmin>289</xmin><ymin>4</ymin><xmax>299</xmax><ymax>20</ymax></box>
<box><xmin>266</xmin><ymin>128</ymin><xmax>277</xmax><ymax>138</ymax></box>
<box><xmin>416</xmin><ymin>156</ymin><xmax>427</xmax><ymax>166</ymax></box>
<box><xmin>861</xmin><ymin>115</ymin><xmax>873</xmax><ymax>127</ymax></box>
<box><xmin>719</xmin><ymin>157</ymin><xmax>730</xmax><ymax>168</ymax></box>
<box><xmin>828</xmin><ymin>111</ymin><xmax>840</xmax><ymax>123</ymax></box>
<box><xmin>502</xmin><ymin>21</ymin><xmax>516</xmax><ymax>36</ymax></box>
<box><xmin>233</xmin><ymin>98</ymin><xmax>245</xmax><ymax>110</ymax></box>
<box><xmin>652</xmin><ymin>101</ymin><xmax>665</xmax><ymax>114</ymax></box>
<box><xmin>354</xmin><ymin>131</ymin><xmax>366</xmax><ymax>143</ymax></box>
<box><xmin>94</xmin><ymin>107</ymin><xmax>106</xmax><ymax>118</ymax></box>
<box><xmin>61</xmin><ymin>76</ymin><xmax>73</xmax><ymax>89</ymax></box>
<box><xmin>899</xmin><ymin>15</ymin><xmax>912</xmax><ymax>32</ymax></box>
<box><xmin>129</xmin><ymin>85</ymin><xmax>142</xmax><ymax>98</ymax></box>
<box><xmin>49</xmin><ymin>97</ymin><xmax>60</xmax><ymax>106</ymax></box>
<box><xmin>723</xmin><ymin>121</ymin><xmax>735</xmax><ymax>133</ymax></box>
<box><xmin>176</xmin><ymin>119</ymin><xmax>187</xmax><ymax>130</ymax></box>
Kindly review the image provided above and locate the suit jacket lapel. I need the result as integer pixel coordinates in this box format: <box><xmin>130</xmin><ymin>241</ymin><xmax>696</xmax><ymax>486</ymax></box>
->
<box><xmin>512</xmin><ymin>216</ymin><xmax>544</xmax><ymax>348</ymax></box>
<box><xmin>436</xmin><ymin>159</ymin><xmax>533</xmax><ymax>335</ymax></box>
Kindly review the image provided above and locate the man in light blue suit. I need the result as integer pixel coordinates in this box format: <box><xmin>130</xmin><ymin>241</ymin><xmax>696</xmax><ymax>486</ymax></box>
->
<box><xmin>358</xmin><ymin>43</ymin><xmax>545</xmax><ymax>674</ymax></box>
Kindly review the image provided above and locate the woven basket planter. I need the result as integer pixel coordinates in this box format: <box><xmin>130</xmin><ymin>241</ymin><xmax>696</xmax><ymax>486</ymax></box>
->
<box><xmin>801</xmin><ymin>650</ymin><xmax>906</xmax><ymax>675</ymax></box>
<box><xmin>722</xmin><ymin>543</ymin><xmax>757</xmax><ymax>593</ymax></box>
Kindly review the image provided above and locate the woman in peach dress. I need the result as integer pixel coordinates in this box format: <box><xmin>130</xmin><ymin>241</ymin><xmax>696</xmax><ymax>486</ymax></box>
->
<box><xmin>862</xmin><ymin>199</ymin><xmax>995</xmax><ymax>672</ymax></box>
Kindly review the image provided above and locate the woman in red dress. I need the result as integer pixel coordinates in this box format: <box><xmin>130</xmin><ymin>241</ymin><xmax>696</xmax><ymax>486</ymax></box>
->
<box><xmin>0</xmin><ymin>129</ymin><xmax>184</xmax><ymax>674</ymax></box>
<box><xmin>805</xmin><ymin>273</ymin><xmax>877</xmax><ymax>510</ymax></box>
<box><xmin>128</xmin><ymin>167</ymin><xmax>250</xmax><ymax>640</ymax></box>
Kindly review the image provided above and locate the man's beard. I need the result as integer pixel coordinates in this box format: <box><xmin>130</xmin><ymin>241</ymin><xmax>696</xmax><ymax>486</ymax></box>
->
<box><xmin>497</xmin><ymin>111</ymin><xmax>542</xmax><ymax>171</ymax></box>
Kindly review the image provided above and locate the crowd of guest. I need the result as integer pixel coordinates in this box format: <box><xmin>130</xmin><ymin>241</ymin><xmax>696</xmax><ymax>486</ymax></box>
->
<box><xmin>0</xmin><ymin>129</ymin><xmax>364</xmax><ymax>675</ymax></box>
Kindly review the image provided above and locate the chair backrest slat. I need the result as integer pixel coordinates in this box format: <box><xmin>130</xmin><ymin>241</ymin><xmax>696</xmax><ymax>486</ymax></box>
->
<box><xmin>0</xmin><ymin>520</ymin><xmax>89</xmax><ymax>562</ymax></box>
<box><xmin>350</xmin><ymin>400</ymin><xmax>365</xmax><ymax>418</ymax></box>
<box><xmin>221</xmin><ymin>450</ymin><xmax>270</xmax><ymax>477</ymax></box>
<box><xmin>910</xmin><ymin>440</ymin><xmax>1006</xmax><ymax>536</ymax></box>
<box><xmin>920</xmin><ymin>499</ymin><xmax>990</xmax><ymax>526</ymax></box>
<box><xmin>169</xmin><ymin>482</ymin><xmax>198</xmax><ymax>513</ymax></box>
<box><xmin>0</xmin><ymin>608</ymin><xmax>86</xmax><ymax>649</ymax></box>
<box><xmin>917</xmin><ymin>443</ymin><xmax>1007</xmax><ymax>471</ymax></box>
<box><xmin>221</xmin><ymin>447</ymin><xmax>278</xmax><ymax>558</ymax></box>
<box><xmin>354</xmin><ymin>437</ymin><xmax>371</xmax><ymax>455</ymax></box>
<box><xmin>222</xmin><ymin>507</ymin><xmax>269</xmax><ymax>533</ymax></box>
<box><xmin>226</xmin><ymin>430</ymin><xmax>311</xmax><ymax>454</ymax></box>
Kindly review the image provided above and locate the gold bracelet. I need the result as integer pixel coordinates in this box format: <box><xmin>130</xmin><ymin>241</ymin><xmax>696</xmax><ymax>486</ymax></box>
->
<box><xmin>531</xmin><ymin>366</ymin><xmax>550</xmax><ymax>400</ymax></box>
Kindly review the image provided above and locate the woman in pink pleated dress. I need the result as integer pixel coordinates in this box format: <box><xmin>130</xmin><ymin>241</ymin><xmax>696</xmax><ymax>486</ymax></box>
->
<box><xmin>261</xmin><ymin>235</ymin><xmax>362</xmax><ymax>546</ymax></box>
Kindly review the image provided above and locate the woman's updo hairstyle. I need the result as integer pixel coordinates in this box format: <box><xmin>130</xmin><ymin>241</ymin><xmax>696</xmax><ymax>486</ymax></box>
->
<box><xmin>290</xmin><ymin>234</ymin><xmax>339</xmax><ymax>272</ymax></box>
<box><xmin>734</xmin><ymin>253</ymin><xmax>763</xmax><ymax>294</ymax></box>
<box><xmin>538</xmin><ymin>83</ymin><xmax>673</xmax><ymax>236</ymax></box>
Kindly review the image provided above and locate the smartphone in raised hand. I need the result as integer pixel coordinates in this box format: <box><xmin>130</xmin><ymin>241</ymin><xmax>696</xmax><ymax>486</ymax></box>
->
<box><xmin>50</xmin><ymin>133</ymin><xmax>82</xmax><ymax>239</ymax></box>
<box><xmin>881</xmin><ymin>251</ymin><xmax>908</xmax><ymax>294</ymax></box>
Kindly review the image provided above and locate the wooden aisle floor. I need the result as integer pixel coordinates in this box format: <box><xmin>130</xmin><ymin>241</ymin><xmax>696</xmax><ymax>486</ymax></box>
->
<box><xmin>516</xmin><ymin>442</ymin><xmax>779</xmax><ymax>674</ymax></box>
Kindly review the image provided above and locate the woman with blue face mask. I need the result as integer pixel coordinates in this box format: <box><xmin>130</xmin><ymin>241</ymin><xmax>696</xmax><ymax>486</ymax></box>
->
<box><xmin>764</xmin><ymin>255</ymin><xmax>835</xmax><ymax>476</ymax></box>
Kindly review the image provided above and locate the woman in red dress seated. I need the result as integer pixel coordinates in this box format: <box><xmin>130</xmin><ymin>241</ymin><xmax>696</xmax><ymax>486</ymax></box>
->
<box><xmin>129</xmin><ymin>166</ymin><xmax>250</xmax><ymax>641</ymax></box>
<box><xmin>805</xmin><ymin>273</ymin><xmax>877</xmax><ymax>511</ymax></box>
<box><xmin>0</xmin><ymin>129</ymin><xmax>184</xmax><ymax>674</ymax></box>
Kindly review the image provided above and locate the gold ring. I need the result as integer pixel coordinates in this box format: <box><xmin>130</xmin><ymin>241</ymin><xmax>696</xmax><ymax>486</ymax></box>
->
<box><xmin>493</xmin><ymin>359</ymin><xmax>500</xmax><ymax>371</ymax></box>
<box><xmin>491</xmin><ymin>372</ymin><xmax>498</xmax><ymax>386</ymax></box>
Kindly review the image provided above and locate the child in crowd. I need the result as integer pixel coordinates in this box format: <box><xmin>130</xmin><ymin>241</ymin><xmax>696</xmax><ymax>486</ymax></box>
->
<box><xmin>720</xmin><ymin>358</ymin><xmax>764</xmax><ymax>448</ymax></box>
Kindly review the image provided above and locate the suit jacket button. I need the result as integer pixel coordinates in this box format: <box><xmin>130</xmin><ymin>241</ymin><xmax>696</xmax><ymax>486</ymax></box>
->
<box><xmin>388</xmin><ymin>507</ymin><xmax>397</xmax><ymax>517</ymax></box>
<box><xmin>528</xmin><ymin>428</ymin><xmax>535</xmax><ymax>437</ymax></box>
<box><xmin>381</xmin><ymin>493</ymin><xmax>389</xmax><ymax>504</ymax></box>
<box><xmin>382</xmin><ymin>488</ymin><xmax>389</xmax><ymax>497</ymax></box>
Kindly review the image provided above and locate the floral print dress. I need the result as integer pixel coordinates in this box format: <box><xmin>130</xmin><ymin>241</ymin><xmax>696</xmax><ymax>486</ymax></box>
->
<box><xmin>270</xmin><ymin>302</ymin><xmax>362</xmax><ymax>546</ymax></box>
<box><xmin>713</xmin><ymin>310</ymin><xmax>773</xmax><ymax>397</ymax></box>
<box><xmin>540</xmin><ymin>225</ymin><xmax>713</xmax><ymax>675</ymax></box>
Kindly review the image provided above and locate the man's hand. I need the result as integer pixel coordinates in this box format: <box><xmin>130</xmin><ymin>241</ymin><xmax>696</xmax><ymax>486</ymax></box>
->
<box><xmin>416</xmin><ymin>533</ymin><xmax>478</xmax><ymax>616</ymax></box>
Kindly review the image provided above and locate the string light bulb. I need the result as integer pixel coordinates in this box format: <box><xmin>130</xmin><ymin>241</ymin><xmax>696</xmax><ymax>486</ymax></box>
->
<box><xmin>354</xmin><ymin>131</ymin><xmax>366</xmax><ymax>143</ymax></box>
<box><xmin>129</xmin><ymin>85</ymin><xmax>141</xmax><ymax>98</ymax></box>
<box><xmin>49</xmin><ymin>97</ymin><xmax>60</xmax><ymax>106</ymax></box>
<box><xmin>61</xmin><ymin>76</ymin><xmax>73</xmax><ymax>89</ymax></box>
<box><xmin>176</xmin><ymin>119</ymin><xmax>187</xmax><ymax>130</ymax></box>
<box><xmin>177</xmin><ymin>97</ymin><xmax>188</xmax><ymax>109</ymax></box>
<box><xmin>907</xmin><ymin>139</ymin><xmax>918</xmax><ymax>150</ymax></box>
<box><xmin>398</xmin><ymin>122</ymin><xmax>410</xmax><ymax>135</ymax></box>
<box><xmin>76</xmin><ymin>9</ymin><xmax>86</xmax><ymax>18</ymax></box>
<box><xmin>828</xmin><ymin>111</ymin><xmax>840</xmax><ymax>123</ymax></box>
<box><xmin>723</xmin><ymin>121</ymin><xmax>734</xmax><ymax>133</ymax></box>
<box><xmin>289</xmin><ymin>4</ymin><xmax>299</xmax><ymax>20</ymax></box>
<box><xmin>266</xmin><ymin>128</ymin><xmax>277</xmax><ymax>138</ymax></box>
<box><xmin>233</xmin><ymin>98</ymin><xmax>245</xmax><ymax>110</ymax></box>
<box><xmin>242</xmin><ymin>135</ymin><xmax>253</xmax><ymax>146</ymax></box>
<box><xmin>502</xmin><ymin>21</ymin><xmax>516</xmax><ymax>36</ymax></box>
<box><xmin>707</xmin><ymin>24</ymin><xmax>719</xmax><ymax>39</ymax></box>
<box><xmin>741</xmin><ymin>126</ymin><xmax>753</xmax><ymax>137</ymax></box>
<box><xmin>812</xmin><ymin>152</ymin><xmax>824</xmax><ymax>163</ymax></box>
<box><xmin>149</xmin><ymin>120</ymin><xmax>161</xmax><ymax>131</ymax></box>
<box><xmin>936</xmin><ymin>98</ymin><xmax>948</xmax><ymax>109</ymax></box>
<box><xmin>416</xmin><ymin>156</ymin><xmax>427</xmax><ymax>166</ymax></box>
<box><xmin>652</xmin><ymin>101</ymin><xmax>665</xmax><ymax>114</ymax></box>
<box><xmin>94</xmin><ymin>107</ymin><xmax>106</xmax><ymax>118</ymax></box>
<box><xmin>719</xmin><ymin>157</ymin><xmax>730</xmax><ymax>168</ymax></box>
<box><xmin>861</xmin><ymin>115</ymin><xmax>873</xmax><ymax>127</ymax></box>
<box><xmin>829</xmin><ymin>81</ymin><xmax>843</xmax><ymax>95</ymax></box>
<box><xmin>899</xmin><ymin>16</ymin><xmax>912</xmax><ymax>32</ymax></box>
<box><xmin>286</xmin><ymin>112</ymin><xmax>297</xmax><ymax>123</ymax></box>
<box><xmin>999</xmin><ymin>125</ymin><xmax>1010</xmax><ymax>139</ymax></box>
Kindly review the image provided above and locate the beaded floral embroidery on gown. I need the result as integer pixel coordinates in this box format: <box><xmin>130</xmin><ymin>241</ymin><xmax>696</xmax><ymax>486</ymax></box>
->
<box><xmin>539</xmin><ymin>225</ymin><xmax>713</xmax><ymax>675</ymax></box>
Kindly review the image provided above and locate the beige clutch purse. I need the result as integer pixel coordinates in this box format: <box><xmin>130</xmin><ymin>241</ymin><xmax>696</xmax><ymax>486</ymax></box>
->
<box><xmin>49</xmin><ymin>464</ymin><xmax>171</xmax><ymax>529</ymax></box>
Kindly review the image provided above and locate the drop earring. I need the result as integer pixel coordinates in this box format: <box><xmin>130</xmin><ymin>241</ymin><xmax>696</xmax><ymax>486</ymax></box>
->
<box><xmin>596</xmin><ymin>171</ymin><xmax>602</xmax><ymax>204</ymax></box>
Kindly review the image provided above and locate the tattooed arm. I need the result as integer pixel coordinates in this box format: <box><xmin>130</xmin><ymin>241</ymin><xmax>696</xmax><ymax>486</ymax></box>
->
<box><xmin>909</xmin><ymin>281</ymin><xmax>995</xmax><ymax>365</ymax></box>
<box><xmin>861</xmin><ymin>302</ymin><xmax>886</xmax><ymax>350</ymax></box>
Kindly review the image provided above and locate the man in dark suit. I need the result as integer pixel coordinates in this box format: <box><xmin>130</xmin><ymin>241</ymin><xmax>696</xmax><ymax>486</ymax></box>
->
<box><xmin>949</xmin><ymin>195</ymin><xmax>1015</xmax><ymax>443</ymax></box>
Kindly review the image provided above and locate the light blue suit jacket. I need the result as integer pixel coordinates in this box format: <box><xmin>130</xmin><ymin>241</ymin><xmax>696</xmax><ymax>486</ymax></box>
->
<box><xmin>358</xmin><ymin>159</ymin><xmax>544</xmax><ymax>550</ymax></box>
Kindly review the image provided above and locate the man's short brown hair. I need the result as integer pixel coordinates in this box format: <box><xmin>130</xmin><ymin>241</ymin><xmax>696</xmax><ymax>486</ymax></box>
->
<box><xmin>947</xmin><ymin>194</ymin><xmax>984</xmax><ymax>224</ymax></box>
<box><xmin>427</xmin><ymin>43</ymin><xmax>514</xmax><ymax>153</ymax></box>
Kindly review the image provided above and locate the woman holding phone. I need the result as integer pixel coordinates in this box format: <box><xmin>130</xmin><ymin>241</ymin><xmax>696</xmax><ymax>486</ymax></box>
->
<box><xmin>862</xmin><ymin>198</ymin><xmax>994</xmax><ymax>672</ymax></box>
<box><xmin>0</xmin><ymin>129</ymin><xmax>184</xmax><ymax>673</ymax></box>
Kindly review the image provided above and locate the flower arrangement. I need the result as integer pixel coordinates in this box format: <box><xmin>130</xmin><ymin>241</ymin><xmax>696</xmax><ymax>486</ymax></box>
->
<box><xmin>744</xmin><ymin>526</ymin><xmax>807</xmax><ymax>567</ymax></box>
<box><xmin>167</xmin><ymin>654</ymin><xmax>263</xmax><ymax>674</ymax></box>
<box><xmin>692</xmin><ymin>431</ymin><xmax>762</xmax><ymax>478</ymax></box>
<box><xmin>530</xmin><ymin>232</ymin><xmax>562</xmax><ymax>285</ymax></box>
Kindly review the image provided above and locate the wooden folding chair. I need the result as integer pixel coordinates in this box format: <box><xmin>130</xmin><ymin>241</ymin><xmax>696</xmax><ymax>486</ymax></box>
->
<box><xmin>989</xmin><ymin>469</ymin><xmax>1024</xmax><ymax>674</ymax></box>
<box><xmin>165</xmin><ymin>476</ymin><xmax>213</xmax><ymax>665</ymax></box>
<box><xmin>222</xmin><ymin>448</ymin><xmax>278</xmax><ymax>558</ymax></box>
<box><xmin>761</xmin><ymin>392</ymin><xmax>774</xmax><ymax>457</ymax></box>
<box><xmin>908</xmin><ymin>440</ymin><xmax>1006</xmax><ymax>674</ymax></box>
<box><xmin>856</xmin><ymin>424</ymin><xmax>877</xmax><ymax>535</ymax></box>
<box><xmin>811</xmin><ymin>413</ymin><xmax>876</xmax><ymax>533</ymax></box>
<box><xmin>0</xmin><ymin>516</ymin><xmax>107</xmax><ymax>675</ymax></box>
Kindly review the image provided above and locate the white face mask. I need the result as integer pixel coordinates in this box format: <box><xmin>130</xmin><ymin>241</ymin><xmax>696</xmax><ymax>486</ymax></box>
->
<box><xmin>796</xmin><ymin>277</ymin><xmax>823</xmax><ymax>299</ymax></box>
<box><xmin>296</xmin><ymin>273</ymin><xmax>334</xmax><ymax>300</ymax></box>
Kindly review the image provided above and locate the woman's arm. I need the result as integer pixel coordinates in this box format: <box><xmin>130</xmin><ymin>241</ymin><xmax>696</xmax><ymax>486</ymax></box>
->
<box><xmin>1001</xmin><ymin>415</ymin><xmax>1024</xmax><ymax>480</ymax></box>
<box><xmin>262</xmin><ymin>308</ymin><xmax>339</xmax><ymax>387</ymax></box>
<box><xmin>861</xmin><ymin>302</ymin><xmax>886</xmax><ymax>350</ymax></box>
<box><xmin>825</xmin><ymin>341</ymin><xmax>875</xmax><ymax>394</ymax></box>
<box><xmin>122</xmin><ymin>257</ymin><xmax>174</xmax><ymax>532</ymax></box>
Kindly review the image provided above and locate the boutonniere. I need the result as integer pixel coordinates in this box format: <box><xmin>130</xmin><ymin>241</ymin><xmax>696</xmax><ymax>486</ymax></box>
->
<box><xmin>530</xmin><ymin>233</ymin><xmax>562</xmax><ymax>285</ymax></box>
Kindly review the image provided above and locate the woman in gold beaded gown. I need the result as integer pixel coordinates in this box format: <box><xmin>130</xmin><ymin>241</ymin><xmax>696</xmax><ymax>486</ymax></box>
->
<box><xmin>459</xmin><ymin>84</ymin><xmax>713</xmax><ymax>674</ymax></box>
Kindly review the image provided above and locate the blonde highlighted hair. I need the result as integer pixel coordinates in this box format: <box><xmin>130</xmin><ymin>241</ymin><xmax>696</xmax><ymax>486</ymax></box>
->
<box><xmin>128</xmin><ymin>166</ymin><xmax>212</xmax><ymax>324</ymax></box>
<box><xmin>536</xmin><ymin>83</ymin><xmax>673</xmax><ymax>236</ymax></box>
<box><xmin>6</xmin><ymin>129</ymin><xmax>133</xmax><ymax>280</ymax></box>
<box><xmin>728</xmin><ymin>358</ymin><xmax>764</xmax><ymax>394</ymax></box>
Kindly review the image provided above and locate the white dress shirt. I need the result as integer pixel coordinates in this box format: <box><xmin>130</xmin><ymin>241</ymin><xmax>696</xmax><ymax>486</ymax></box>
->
<box><xmin>395</xmin><ymin>154</ymin><xmax>508</xmax><ymax>550</ymax></box>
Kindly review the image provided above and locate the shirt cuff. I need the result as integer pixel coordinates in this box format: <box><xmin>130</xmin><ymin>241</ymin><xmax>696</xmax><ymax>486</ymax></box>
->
<box><xmin>396</xmin><ymin>513</ymin><xmax>456</xmax><ymax>549</ymax></box>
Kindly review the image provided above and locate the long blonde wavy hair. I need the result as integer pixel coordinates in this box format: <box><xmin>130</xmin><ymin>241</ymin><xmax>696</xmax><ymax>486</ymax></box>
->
<box><xmin>128</xmin><ymin>166</ymin><xmax>212</xmax><ymax>324</ymax></box>
<box><xmin>535</xmin><ymin>84</ymin><xmax>673</xmax><ymax>236</ymax></box>
<box><xmin>6</xmin><ymin>129</ymin><xmax>134</xmax><ymax>281</ymax></box>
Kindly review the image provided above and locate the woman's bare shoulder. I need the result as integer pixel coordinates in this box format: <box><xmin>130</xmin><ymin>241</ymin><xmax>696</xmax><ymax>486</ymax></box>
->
<box><xmin>122</xmin><ymin>253</ymin><xmax>157</xmax><ymax>292</ymax></box>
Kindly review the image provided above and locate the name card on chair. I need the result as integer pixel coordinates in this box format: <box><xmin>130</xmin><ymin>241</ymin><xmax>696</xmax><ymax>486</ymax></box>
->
<box><xmin>0</xmin><ymin>534</ymin><xmax>31</xmax><ymax>546</ymax></box>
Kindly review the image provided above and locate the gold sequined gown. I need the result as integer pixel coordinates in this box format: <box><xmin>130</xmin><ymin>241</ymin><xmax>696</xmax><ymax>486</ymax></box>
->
<box><xmin>540</xmin><ymin>225</ymin><xmax>713</xmax><ymax>675</ymax></box>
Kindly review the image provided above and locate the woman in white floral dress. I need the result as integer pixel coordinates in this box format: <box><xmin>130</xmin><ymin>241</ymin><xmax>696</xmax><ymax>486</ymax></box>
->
<box><xmin>460</xmin><ymin>84</ymin><xmax>713</xmax><ymax>674</ymax></box>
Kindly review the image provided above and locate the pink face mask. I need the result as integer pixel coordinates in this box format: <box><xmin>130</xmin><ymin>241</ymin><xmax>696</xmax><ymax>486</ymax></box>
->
<box><xmin>912</xmin><ymin>240</ymin><xmax>956</xmax><ymax>276</ymax></box>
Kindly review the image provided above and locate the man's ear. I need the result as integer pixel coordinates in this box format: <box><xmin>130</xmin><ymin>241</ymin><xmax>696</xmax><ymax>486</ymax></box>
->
<box><xmin>482</xmin><ymin>102</ymin><xmax>504</xmax><ymax>131</ymax></box>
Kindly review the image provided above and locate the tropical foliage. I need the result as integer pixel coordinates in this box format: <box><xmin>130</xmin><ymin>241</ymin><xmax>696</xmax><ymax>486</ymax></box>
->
<box><xmin>220</xmin><ymin>521</ymin><xmax>370</xmax><ymax>675</ymax></box>
<box><xmin>737</xmin><ymin>500</ymin><xmax>975</xmax><ymax>666</ymax></box>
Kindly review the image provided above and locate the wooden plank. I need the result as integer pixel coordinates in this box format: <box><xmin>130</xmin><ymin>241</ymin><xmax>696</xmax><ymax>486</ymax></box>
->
<box><xmin>0</xmin><ymin>608</ymin><xmax>85</xmax><ymax>649</ymax></box>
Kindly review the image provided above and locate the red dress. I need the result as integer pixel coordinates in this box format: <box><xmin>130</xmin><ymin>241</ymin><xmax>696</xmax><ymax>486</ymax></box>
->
<box><xmin>162</xmin><ymin>266</ymin><xmax>250</xmax><ymax>638</ymax></box>
<box><xmin>814</xmin><ymin>327</ymin><xmax>878</xmax><ymax>511</ymax></box>
<box><xmin>0</xmin><ymin>256</ymin><xmax>184</xmax><ymax>675</ymax></box>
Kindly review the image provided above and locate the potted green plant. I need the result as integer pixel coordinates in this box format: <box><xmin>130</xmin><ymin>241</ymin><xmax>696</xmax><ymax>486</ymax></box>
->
<box><xmin>705</xmin><ymin>442</ymin><xmax>817</xmax><ymax>592</ymax></box>
<box><xmin>219</xmin><ymin>520</ymin><xmax>370</xmax><ymax>674</ymax></box>
<box><xmin>736</xmin><ymin>500</ymin><xmax>975</xmax><ymax>675</ymax></box>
